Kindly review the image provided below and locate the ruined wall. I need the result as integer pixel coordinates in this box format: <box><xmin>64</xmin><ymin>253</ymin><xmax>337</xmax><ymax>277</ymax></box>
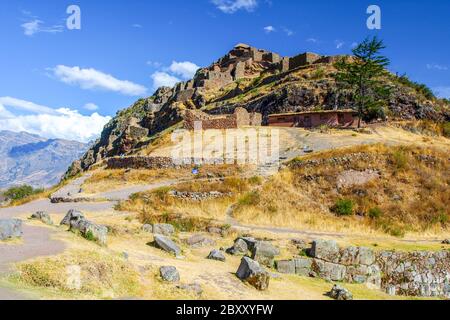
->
<box><xmin>276</xmin><ymin>239</ymin><xmax>450</xmax><ymax>298</ymax></box>
<box><xmin>184</xmin><ymin>107</ymin><xmax>262</xmax><ymax>130</ymax></box>
<box><xmin>289</xmin><ymin>52</ymin><xmax>322</xmax><ymax>70</ymax></box>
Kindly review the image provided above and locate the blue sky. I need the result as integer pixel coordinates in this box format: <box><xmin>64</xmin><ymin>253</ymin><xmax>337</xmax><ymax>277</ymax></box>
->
<box><xmin>0</xmin><ymin>0</ymin><xmax>449</xmax><ymax>142</ymax></box>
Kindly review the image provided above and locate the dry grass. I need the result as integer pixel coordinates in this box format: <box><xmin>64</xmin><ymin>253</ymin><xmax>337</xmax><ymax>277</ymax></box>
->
<box><xmin>234</xmin><ymin>144</ymin><xmax>450</xmax><ymax>237</ymax></box>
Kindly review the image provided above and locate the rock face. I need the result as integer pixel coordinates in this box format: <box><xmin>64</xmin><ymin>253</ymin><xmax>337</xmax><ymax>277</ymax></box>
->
<box><xmin>30</xmin><ymin>211</ymin><xmax>53</xmax><ymax>225</ymax></box>
<box><xmin>207</xmin><ymin>249</ymin><xmax>226</xmax><ymax>262</ymax></box>
<box><xmin>236</xmin><ymin>257</ymin><xmax>270</xmax><ymax>291</ymax></box>
<box><xmin>0</xmin><ymin>130</ymin><xmax>88</xmax><ymax>189</ymax></box>
<box><xmin>0</xmin><ymin>219</ymin><xmax>22</xmax><ymax>240</ymax></box>
<box><xmin>153</xmin><ymin>235</ymin><xmax>182</xmax><ymax>257</ymax></box>
<box><xmin>328</xmin><ymin>285</ymin><xmax>353</xmax><ymax>300</ymax></box>
<box><xmin>160</xmin><ymin>266</ymin><xmax>180</xmax><ymax>282</ymax></box>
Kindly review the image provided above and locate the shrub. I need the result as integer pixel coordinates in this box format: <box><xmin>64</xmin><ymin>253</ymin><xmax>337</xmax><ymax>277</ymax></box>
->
<box><xmin>332</xmin><ymin>199</ymin><xmax>354</xmax><ymax>216</ymax></box>
<box><xmin>392</xmin><ymin>149</ymin><xmax>408</xmax><ymax>170</ymax></box>
<box><xmin>237</xmin><ymin>191</ymin><xmax>261</xmax><ymax>206</ymax></box>
<box><xmin>368</xmin><ymin>207</ymin><xmax>383</xmax><ymax>219</ymax></box>
<box><xmin>443</xmin><ymin>122</ymin><xmax>450</xmax><ymax>138</ymax></box>
<box><xmin>4</xmin><ymin>185</ymin><xmax>43</xmax><ymax>201</ymax></box>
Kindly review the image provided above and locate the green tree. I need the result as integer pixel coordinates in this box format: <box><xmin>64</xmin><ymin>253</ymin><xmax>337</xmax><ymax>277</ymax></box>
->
<box><xmin>334</xmin><ymin>36</ymin><xmax>391</xmax><ymax>127</ymax></box>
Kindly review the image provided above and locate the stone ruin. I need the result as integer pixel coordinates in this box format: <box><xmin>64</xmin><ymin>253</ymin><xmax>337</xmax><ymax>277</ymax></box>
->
<box><xmin>171</xmin><ymin>43</ymin><xmax>338</xmax><ymax>104</ymax></box>
<box><xmin>184</xmin><ymin>107</ymin><xmax>262</xmax><ymax>130</ymax></box>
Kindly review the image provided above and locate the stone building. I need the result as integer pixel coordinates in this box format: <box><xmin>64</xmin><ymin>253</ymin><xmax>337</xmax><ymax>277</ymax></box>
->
<box><xmin>267</xmin><ymin>110</ymin><xmax>362</xmax><ymax>128</ymax></box>
<box><xmin>184</xmin><ymin>107</ymin><xmax>262</xmax><ymax>130</ymax></box>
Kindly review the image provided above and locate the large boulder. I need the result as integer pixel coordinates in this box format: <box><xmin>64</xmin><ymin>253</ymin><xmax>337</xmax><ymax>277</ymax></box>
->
<box><xmin>71</xmin><ymin>219</ymin><xmax>108</xmax><ymax>246</ymax></box>
<box><xmin>236</xmin><ymin>257</ymin><xmax>270</xmax><ymax>291</ymax></box>
<box><xmin>0</xmin><ymin>219</ymin><xmax>22</xmax><ymax>240</ymax></box>
<box><xmin>294</xmin><ymin>257</ymin><xmax>313</xmax><ymax>276</ymax></box>
<box><xmin>160</xmin><ymin>266</ymin><xmax>180</xmax><ymax>282</ymax></box>
<box><xmin>310</xmin><ymin>239</ymin><xmax>340</xmax><ymax>263</ymax></box>
<box><xmin>276</xmin><ymin>260</ymin><xmax>296</xmax><ymax>274</ymax></box>
<box><xmin>226</xmin><ymin>238</ymin><xmax>248</xmax><ymax>255</ymax></box>
<box><xmin>328</xmin><ymin>284</ymin><xmax>353</xmax><ymax>300</ymax></box>
<box><xmin>152</xmin><ymin>223</ymin><xmax>175</xmax><ymax>236</ymax></box>
<box><xmin>153</xmin><ymin>235</ymin><xmax>182</xmax><ymax>257</ymax></box>
<box><xmin>30</xmin><ymin>211</ymin><xmax>53</xmax><ymax>225</ymax></box>
<box><xmin>339</xmin><ymin>246</ymin><xmax>375</xmax><ymax>266</ymax></box>
<box><xmin>251</xmin><ymin>241</ymin><xmax>280</xmax><ymax>267</ymax></box>
<box><xmin>207</xmin><ymin>249</ymin><xmax>226</xmax><ymax>262</ymax></box>
<box><xmin>312</xmin><ymin>259</ymin><xmax>347</xmax><ymax>281</ymax></box>
<box><xmin>60</xmin><ymin>209</ymin><xmax>85</xmax><ymax>226</ymax></box>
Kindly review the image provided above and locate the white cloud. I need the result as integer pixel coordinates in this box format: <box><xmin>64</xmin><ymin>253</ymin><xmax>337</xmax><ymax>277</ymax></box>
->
<box><xmin>147</xmin><ymin>61</ymin><xmax>162</xmax><ymax>68</ymax></box>
<box><xmin>307</xmin><ymin>38</ymin><xmax>318</xmax><ymax>43</ymax></box>
<box><xmin>168</xmin><ymin>61</ymin><xmax>200</xmax><ymax>79</ymax></box>
<box><xmin>151</xmin><ymin>72</ymin><xmax>181</xmax><ymax>90</ymax></box>
<box><xmin>433</xmin><ymin>86</ymin><xmax>450</xmax><ymax>99</ymax></box>
<box><xmin>426</xmin><ymin>64</ymin><xmax>448</xmax><ymax>71</ymax></box>
<box><xmin>83</xmin><ymin>103</ymin><xmax>99</xmax><ymax>111</ymax></box>
<box><xmin>0</xmin><ymin>97</ymin><xmax>111</xmax><ymax>142</ymax></box>
<box><xmin>335</xmin><ymin>40</ymin><xmax>345</xmax><ymax>49</ymax></box>
<box><xmin>264</xmin><ymin>26</ymin><xmax>276</xmax><ymax>33</ymax></box>
<box><xmin>21</xmin><ymin>19</ymin><xmax>63</xmax><ymax>36</ymax></box>
<box><xmin>283</xmin><ymin>27</ymin><xmax>294</xmax><ymax>36</ymax></box>
<box><xmin>51</xmin><ymin>65</ymin><xmax>147</xmax><ymax>96</ymax></box>
<box><xmin>212</xmin><ymin>0</ymin><xmax>258</xmax><ymax>13</ymax></box>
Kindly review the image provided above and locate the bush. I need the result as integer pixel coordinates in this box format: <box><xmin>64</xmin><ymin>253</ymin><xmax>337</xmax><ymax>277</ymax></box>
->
<box><xmin>443</xmin><ymin>122</ymin><xmax>450</xmax><ymax>138</ymax></box>
<box><xmin>392</xmin><ymin>149</ymin><xmax>408</xmax><ymax>170</ymax></box>
<box><xmin>237</xmin><ymin>191</ymin><xmax>261</xmax><ymax>206</ymax></box>
<box><xmin>332</xmin><ymin>199</ymin><xmax>354</xmax><ymax>216</ymax></box>
<box><xmin>368</xmin><ymin>207</ymin><xmax>383</xmax><ymax>219</ymax></box>
<box><xmin>4</xmin><ymin>185</ymin><xmax>43</xmax><ymax>201</ymax></box>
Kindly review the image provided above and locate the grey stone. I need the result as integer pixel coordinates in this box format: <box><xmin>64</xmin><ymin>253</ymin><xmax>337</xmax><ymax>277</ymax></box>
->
<box><xmin>236</xmin><ymin>257</ymin><xmax>270</xmax><ymax>291</ymax></box>
<box><xmin>276</xmin><ymin>260</ymin><xmax>295</xmax><ymax>274</ymax></box>
<box><xmin>226</xmin><ymin>238</ymin><xmax>248</xmax><ymax>255</ymax></box>
<box><xmin>160</xmin><ymin>266</ymin><xmax>180</xmax><ymax>282</ymax></box>
<box><xmin>310</xmin><ymin>239</ymin><xmax>340</xmax><ymax>263</ymax></box>
<box><xmin>294</xmin><ymin>257</ymin><xmax>313</xmax><ymax>276</ymax></box>
<box><xmin>153</xmin><ymin>223</ymin><xmax>175</xmax><ymax>236</ymax></box>
<box><xmin>340</xmin><ymin>246</ymin><xmax>375</xmax><ymax>266</ymax></box>
<box><xmin>251</xmin><ymin>241</ymin><xmax>280</xmax><ymax>267</ymax></box>
<box><xmin>153</xmin><ymin>235</ymin><xmax>181</xmax><ymax>257</ymax></box>
<box><xmin>30</xmin><ymin>211</ymin><xmax>53</xmax><ymax>225</ymax></box>
<box><xmin>207</xmin><ymin>249</ymin><xmax>226</xmax><ymax>262</ymax></box>
<box><xmin>142</xmin><ymin>224</ymin><xmax>153</xmax><ymax>233</ymax></box>
<box><xmin>60</xmin><ymin>209</ymin><xmax>85</xmax><ymax>226</ymax></box>
<box><xmin>442</xmin><ymin>239</ymin><xmax>450</xmax><ymax>245</ymax></box>
<box><xmin>71</xmin><ymin>219</ymin><xmax>108</xmax><ymax>246</ymax></box>
<box><xmin>0</xmin><ymin>219</ymin><xmax>22</xmax><ymax>240</ymax></box>
<box><xmin>328</xmin><ymin>284</ymin><xmax>353</xmax><ymax>300</ymax></box>
<box><xmin>312</xmin><ymin>259</ymin><xmax>346</xmax><ymax>281</ymax></box>
<box><xmin>386</xmin><ymin>285</ymin><xmax>397</xmax><ymax>296</ymax></box>
<box><xmin>186</xmin><ymin>234</ymin><xmax>216</xmax><ymax>248</ymax></box>
<box><xmin>239</xmin><ymin>237</ymin><xmax>258</xmax><ymax>251</ymax></box>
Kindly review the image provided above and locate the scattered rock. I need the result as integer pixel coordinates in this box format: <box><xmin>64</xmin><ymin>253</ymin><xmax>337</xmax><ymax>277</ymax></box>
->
<box><xmin>71</xmin><ymin>219</ymin><xmax>108</xmax><ymax>246</ymax></box>
<box><xmin>442</xmin><ymin>239</ymin><xmax>450</xmax><ymax>245</ymax></box>
<box><xmin>236</xmin><ymin>257</ymin><xmax>270</xmax><ymax>291</ymax></box>
<box><xmin>207</xmin><ymin>249</ymin><xmax>226</xmax><ymax>262</ymax></box>
<box><xmin>186</xmin><ymin>234</ymin><xmax>216</xmax><ymax>248</ymax></box>
<box><xmin>160</xmin><ymin>266</ymin><xmax>180</xmax><ymax>282</ymax></box>
<box><xmin>177</xmin><ymin>283</ymin><xmax>203</xmax><ymax>297</ymax></box>
<box><xmin>310</xmin><ymin>239</ymin><xmax>340</xmax><ymax>263</ymax></box>
<box><xmin>30</xmin><ymin>211</ymin><xmax>53</xmax><ymax>225</ymax></box>
<box><xmin>153</xmin><ymin>235</ymin><xmax>182</xmax><ymax>257</ymax></box>
<box><xmin>226</xmin><ymin>238</ymin><xmax>248</xmax><ymax>255</ymax></box>
<box><xmin>142</xmin><ymin>224</ymin><xmax>153</xmax><ymax>233</ymax></box>
<box><xmin>0</xmin><ymin>219</ymin><xmax>22</xmax><ymax>240</ymax></box>
<box><xmin>327</xmin><ymin>284</ymin><xmax>353</xmax><ymax>300</ymax></box>
<box><xmin>60</xmin><ymin>209</ymin><xmax>85</xmax><ymax>226</ymax></box>
<box><xmin>251</xmin><ymin>241</ymin><xmax>280</xmax><ymax>267</ymax></box>
<box><xmin>207</xmin><ymin>226</ymin><xmax>223</xmax><ymax>235</ymax></box>
<box><xmin>153</xmin><ymin>223</ymin><xmax>175</xmax><ymax>236</ymax></box>
<box><xmin>239</xmin><ymin>237</ymin><xmax>258</xmax><ymax>251</ymax></box>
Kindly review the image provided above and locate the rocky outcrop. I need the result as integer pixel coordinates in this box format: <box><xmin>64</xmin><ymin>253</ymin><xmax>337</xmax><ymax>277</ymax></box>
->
<box><xmin>60</xmin><ymin>209</ymin><xmax>85</xmax><ymax>226</ymax></box>
<box><xmin>327</xmin><ymin>285</ymin><xmax>353</xmax><ymax>300</ymax></box>
<box><xmin>30</xmin><ymin>211</ymin><xmax>53</xmax><ymax>225</ymax></box>
<box><xmin>0</xmin><ymin>219</ymin><xmax>22</xmax><ymax>240</ymax></box>
<box><xmin>152</xmin><ymin>223</ymin><xmax>175</xmax><ymax>236</ymax></box>
<box><xmin>153</xmin><ymin>235</ymin><xmax>182</xmax><ymax>257</ymax></box>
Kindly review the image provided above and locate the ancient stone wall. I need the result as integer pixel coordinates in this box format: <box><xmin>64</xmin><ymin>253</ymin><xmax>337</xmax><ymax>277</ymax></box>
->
<box><xmin>275</xmin><ymin>239</ymin><xmax>450</xmax><ymax>298</ymax></box>
<box><xmin>184</xmin><ymin>107</ymin><xmax>262</xmax><ymax>130</ymax></box>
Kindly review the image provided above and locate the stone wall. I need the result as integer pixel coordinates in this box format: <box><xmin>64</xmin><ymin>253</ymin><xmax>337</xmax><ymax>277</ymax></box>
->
<box><xmin>106</xmin><ymin>156</ymin><xmax>177</xmax><ymax>170</ymax></box>
<box><xmin>184</xmin><ymin>107</ymin><xmax>262</xmax><ymax>130</ymax></box>
<box><xmin>275</xmin><ymin>239</ymin><xmax>450</xmax><ymax>298</ymax></box>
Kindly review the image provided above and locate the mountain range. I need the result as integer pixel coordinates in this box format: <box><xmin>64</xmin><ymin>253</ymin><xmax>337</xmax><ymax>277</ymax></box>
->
<box><xmin>0</xmin><ymin>130</ymin><xmax>88</xmax><ymax>189</ymax></box>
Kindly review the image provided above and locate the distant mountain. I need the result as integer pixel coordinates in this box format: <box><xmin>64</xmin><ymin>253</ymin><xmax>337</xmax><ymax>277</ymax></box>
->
<box><xmin>0</xmin><ymin>131</ymin><xmax>88</xmax><ymax>189</ymax></box>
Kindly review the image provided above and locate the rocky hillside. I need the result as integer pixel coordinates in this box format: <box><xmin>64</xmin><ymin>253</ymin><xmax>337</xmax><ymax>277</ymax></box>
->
<box><xmin>0</xmin><ymin>131</ymin><xmax>88</xmax><ymax>188</ymax></box>
<box><xmin>68</xmin><ymin>44</ymin><xmax>449</xmax><ymax>176</ymax></box>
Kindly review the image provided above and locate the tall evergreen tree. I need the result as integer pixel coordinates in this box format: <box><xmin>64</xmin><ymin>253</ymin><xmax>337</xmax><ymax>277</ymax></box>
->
<box><xmin>334</xmin><ymin>37</ymin><xmax>391</xmax><ymax>127</ymax></box>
